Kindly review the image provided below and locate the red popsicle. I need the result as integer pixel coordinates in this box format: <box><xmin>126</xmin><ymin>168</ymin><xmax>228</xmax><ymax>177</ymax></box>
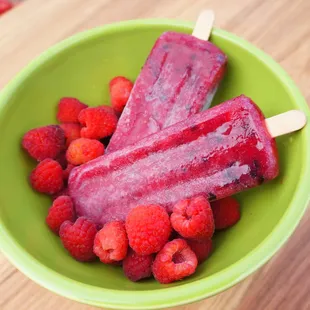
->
<box><xmin>107</xmin><ymin>12</ymin><xmax>227</xmax><ymax>152</ymax></box>
<box><xmin>69</xmin><ymin>95</ymin><xmax>283</xmax><ymax>226</ymax></box>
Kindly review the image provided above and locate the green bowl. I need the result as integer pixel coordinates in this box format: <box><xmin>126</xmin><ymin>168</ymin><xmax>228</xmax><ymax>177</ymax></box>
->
<box><xmin>0</xmin><ymin>19</ymin><xmax>310</xmax><ymax>309</ymax></box>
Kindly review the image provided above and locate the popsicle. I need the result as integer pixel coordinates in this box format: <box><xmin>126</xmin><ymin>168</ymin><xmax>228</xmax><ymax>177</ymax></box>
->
<box><xmin>68</xmin><ymin>95</ymin><xmax>306</xmax><ymax>226</ymax></box>
<box><xmin>107</xmin><ymin>11</ymin><xmax>227</xmax><ymax>153</ymax></box>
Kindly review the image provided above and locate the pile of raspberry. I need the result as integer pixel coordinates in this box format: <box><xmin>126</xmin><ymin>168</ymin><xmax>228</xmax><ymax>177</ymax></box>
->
<box><xmin>22</xmin><ymin>76</ymin><xmax>132</xmax><ymax>197</ymax></box>
<box><xmin>48</xmin><ymin>194</ymin><xmax>240</xmax><ymax>284</ymax></box>
<box><xmin>21</xmin><ymin>76</ymin><xmax>241</xmax><ymax>284</ymax></box>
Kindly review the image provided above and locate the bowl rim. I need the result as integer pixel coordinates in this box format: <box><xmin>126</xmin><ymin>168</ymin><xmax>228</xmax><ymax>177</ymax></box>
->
<box><xmin>0</xmin><ymin>18</ymin><xmax>310</xmax><ymax>310</ymax></box>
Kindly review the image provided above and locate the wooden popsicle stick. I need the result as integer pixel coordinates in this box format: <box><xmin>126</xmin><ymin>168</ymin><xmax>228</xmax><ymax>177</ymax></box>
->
<box><xmin>266</xmin><ymin>110</ymin><xmax>307</xmax><ymax>137</ymax></box>
<box><xmin>192</xmin><ymin>10</ymin><xmax>215</xmax><ymax>41</ymax></box>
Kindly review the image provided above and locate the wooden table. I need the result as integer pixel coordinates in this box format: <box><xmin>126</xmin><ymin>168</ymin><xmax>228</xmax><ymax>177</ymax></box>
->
<box><xmin>0</xmin><ymin>0</ymin><xmax>309</xmax><ymax>309</ymax></box>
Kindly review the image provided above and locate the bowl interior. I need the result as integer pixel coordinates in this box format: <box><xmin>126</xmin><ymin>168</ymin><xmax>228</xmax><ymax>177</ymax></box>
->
<box><xmin>0</xmin><ymin>21</ymin><xmax>309</xmax><ymax>308</ymax></box>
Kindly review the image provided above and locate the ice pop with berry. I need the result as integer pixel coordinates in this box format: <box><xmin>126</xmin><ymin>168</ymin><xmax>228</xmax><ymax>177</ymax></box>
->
<box><xmin>107</xmin><ymin>11</ymin><xmax>227</xmax><ymax>152</ymax></box>
<box><xmin>69</xmin><ymin>95</ymin><xmax>306</xmax><ymax>225</ymax></box>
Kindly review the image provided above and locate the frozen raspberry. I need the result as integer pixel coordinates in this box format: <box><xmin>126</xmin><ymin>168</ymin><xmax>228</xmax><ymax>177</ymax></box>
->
<box><xmin>211</xmin><ymin>197</ymin><xmax>241</xmax><ymax>230</ymax></box>
<box><xmin>186</xmin><ymin>238</ymin><xmax>212</xmax><ymax>264</ymax></box>
<box><xmin>57</xmin><ymin>97</ymin><xmax>87</xmax><ymax>123</ymax></box>
<box><xmin>125</xmin><ymin>205</ymin><xmax>171</xmax><ymax>255</ymax></box>
<box><xmin>171</xmin><ymin>196</ymin><xmax>214</xmax><ymax>240</ymax></box>
<box><xmin>123</xmin><ymin>249</ymin><xmax>153</xmax><ymax>282</ymax></box>
<box><xmin>78</xmin><ymin>106</ymin><xmax>118</xmax><ymax>139</ymax></box>
<box><xmin>59</xmin><ymin>217</ymin><xmax>97</xmax><ymax>262</ymax></box>
<box><xmin>152</xmin><ymin>239</ymin><xmax>198</xmax><ymax>284</ymax></box>
<box><xmin>60</xmin><ymin>123</ymin><xmax>81</xmax><ymax>147</ymax></box>
<box><xmin>22</xmin><ymin>125</ymin><xmax>65</xmax><ymax>161</ymax></box>
<box><xmin>109</xmin><ymin>76</ymin><xmax>134</xmax><ymax>114</ymax></box>
<box><xmin>93</xmin><ymin>221</ymin><xmax>128</xmax><ymax>264</ymax></box>
<box><xmin>0</xmin><ymin>0</ymin><xmax>13</xmax><ymax>15</ymax></box>
<box><xmin>63</xmin><ymin>164</ymin><xmax>75</xmax><ymax>181</ymax></box>
<box><xmin>66</xmin><ymin>138</ymin><xmax>104</xmax><ymax>165</ymax></box>
<box><xmin>30</xmin><ymin>159</ymin><xmax>64</xmax><ymax>195</ymax></box>
<box><xmin>46</xmin><ymin>196</ymin><xmax>75</xmax><ymax>234</ymax></box>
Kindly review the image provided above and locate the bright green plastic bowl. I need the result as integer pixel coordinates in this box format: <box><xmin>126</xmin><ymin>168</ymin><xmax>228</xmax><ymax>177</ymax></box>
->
<box><xmin>0</xmin><ymin>19</ymin><xmax>310</xmax><ymax>309</ymax></box>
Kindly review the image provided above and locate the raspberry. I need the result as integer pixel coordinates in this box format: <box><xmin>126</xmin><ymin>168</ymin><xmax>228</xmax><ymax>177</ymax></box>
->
<box><xmin>46</xmin><ymin>196</ymin><xmax>75</xmax><ymax>234</ymax></box>
<box><xmin>22</xmin><ymin>125</ymin><xmax>65</xmax><ymax>161</ymax></box>
<box><xmin>186</xmin><ymin>238</ymin><xmax>212</xmax><ymax>264</ymax></box>
<box><xmin>170</xmin><ymin>196</ymin><xmax>214</xmax><ymax>240</ymax></box>
<box><xmin>57</xmin><ymin>97</ymin><xmax>87</xmax><ymax>123</ymax></box>
<box><xmin>0</xmin><ymin>0</ymin><xmax>13</xmax><ymax>15</ymax></box>
<box><xmin>79</xmin><ymin>106</ymin><xmax>118</xmax><ymax>139</ymax></box>
<box><xmin>123</xmin><ymin>249</ymin><xmax>153</xmax><ymax>282</ymax></box>
<box><xmin>59</xmin><ymin>217</ymin><xmax>97</xmax><ymax>262</ymax></box>
<box><xmin>93</xmin><ymin>221</ymin><xmax>128</xmax><ymax>264</ymax></box>
<box><xmin>60</xmin><ymin>123</ymin><xmax>81</xmax><ymax>147</ymax></box>
<box><xmin>211</xmin><ymin>197</ymin><xmax>241</xmax><ymax>230</ymax></box>
<box><xmin>109</xmin><ymin>76</ymin><xmax>134</xmax><ymax>114</ymax></box>
<box><xmin>125</xmin><ymin>205</ymin><xmax>171</xmax><ymax>255</ymax></box>
<box><xmin>63</xmin><ymin>164</ymin><xmax>75</xmax><ymax>182</ymax></box>
<box><xmin>30</xmin><ymin>159</ymin><xmax>64</xmax><ymax>195</ymax></box>
<box><xmin>66</xmin><ymin>138</ymin><xmax>104</xmax><ymax>165</ymax></box>
<box><xmin>152</xmin><ymin>239</ymin><xmax>198</xmax><ymax>284</ymax></box>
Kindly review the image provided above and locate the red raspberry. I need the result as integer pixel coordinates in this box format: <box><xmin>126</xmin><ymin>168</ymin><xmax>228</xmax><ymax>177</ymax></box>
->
<box><xmin>170</xmin><ymin>196</ymin><xmax>214</xmax><ymax>240</ymax></box>
<box><xmin>57</xmin><ymin>97</ymin><xmax>87</xmax><ymax>123</ymax></box>
<box><xmin>66</xmin><ymin>138</ymin><xmax>104</xmax><ymax>165</ymax></box>
<box><xmin>22</xmin><ymin>125</ymin><xmax>65</xmax><ymax>161</ymax></box>
<box><xmin>30</xmin><ymin>159</ymin><xmax>64</xmax><ymax>195</ymax></box>
<box><xmin>186</xmin><ymin>238</ymin><xmax>212</xmax><ymax>264</ymax></box>
<box><xmin>78</xmin><ymin>106</ymin><xmax>118</xmax><ymax>140</ymax></box>
<box><xmin>123</xmin><ymin>249</ymin><xmax>153</xmax><ymax>282</ymax></box>
<box><xmin>93</xmin><ymin>221</ymin><xmax>128</xmax><ymax>264</ymax></box>
<box><xmin>125</xmin><ymin>205</ymin><xmax>171</xmax><ymax>255</ymax></box>
<box><xmin>152</xmin><ymin>239</ymin><xmax>198</xmax><ymax>284</ymax></box>
<box><xmin>0</xmin><ymin>0</ymin><xmax>13</xmax><ymax>15</ymax></box>
<box><xmin>60</xmin><ymin>123</ymin><xmax>81</xmax><ymax>147</ymax></box>
<box><xmin>63</xmin><ymin>164</ymin><xmax>75</xmax><ymax>182</ymax></box>
<box><xmin>211</xmin><ymin>197</ymin><xmax>241</xmax><ymax>230</ymax></box>
<box><xmin>59</xmin><ymin>217</ymin><xmax>97</xmax><ymax>262</ymax></box>
<box><xmin>46</xmin><ymin>196</ymin><xmax>75</xmax><ymax>234</ymax></box>
<box><xmin>109</xmin><ymin>76</ymin><xmax>134</xmax><ymax>114</ymax></box>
